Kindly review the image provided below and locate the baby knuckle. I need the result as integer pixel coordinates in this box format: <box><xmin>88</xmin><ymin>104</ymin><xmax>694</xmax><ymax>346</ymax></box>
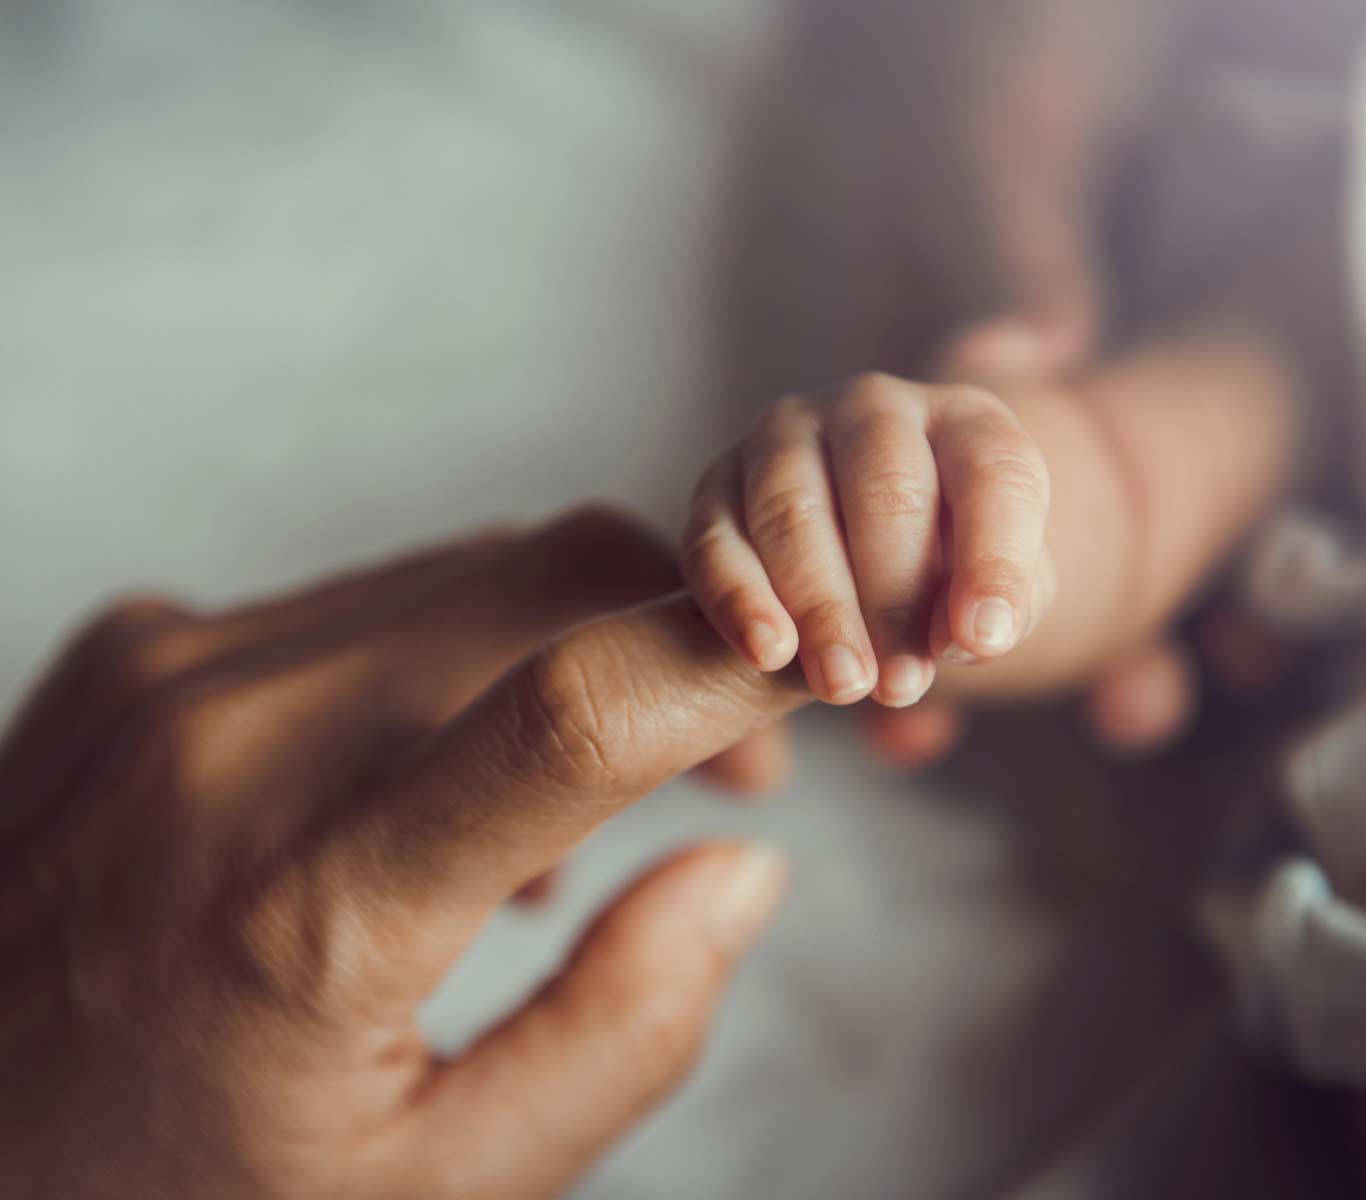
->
<box><xmin>966</xmin><ymin>555</ymin><xmax>1031</xmax><ymax>602</ymax></box>
<box><xmin>974</xmin><ymin>447</ymin><xmax>1050</xmax><ymax>507</ymax></box>
<box><xmin>747</xmin><ymin>484</ymin><xmax>824</xmax><ymax>546</ymax></box>
<box><xmin>837</xmin><ymin>372</ymin><xmax>910</xmax><ymax>414</ymax></box>
<box><xmin>681</xmin><ymin>551</ymin><xmax>755</xmax><ymax>630</ymax></box>
<box><xmin>711</xmin><ymin>582</ymin><xmax>759</xmax><ymax>632</ymax></box>
<box><xmin>846</xmin><ymin>468</ymin><xmax>937</xmax><ymax>521</ymax></box>
<box><xmin>795</xmin><ymin>595</ymin><xmax>854</xmax><ymax>635</ymax></box>
<box><xmin>756</xmin><ymin>393</ymin><xmax>816</xmax><ymax>432</ymax></box>
<box><xmin>680</xmin><ymin>520</ymin><xmax>729</xmax><ymax>579</ymax></box>
<box><xmin>943</xmin><ymin>383</ymin><xmax>1005</xmax><ymax>416</ymax></box>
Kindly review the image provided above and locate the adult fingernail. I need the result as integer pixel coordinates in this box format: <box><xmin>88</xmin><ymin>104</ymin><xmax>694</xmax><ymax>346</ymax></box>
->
<box><xmin>707</xmin><ymin>845</ymin><xmax>791</xmax><ymax>955</ymax></box>
<box><xmin>745</xmin><ymin>620</ymin><xmax>792</xmax><ymax>671</ymax></box>
<box><xmin>969</xmin><ymin>598</ymin><xmax>1018</xmax><ymax>655</ymax></box>
<box><xmin>818</xmin><ymin>645</ymin><xmax>873</xmax><ymax>703</ymax></box>
<box><xmin>878</xmin><ymin>656</ymin><xmax>934</xmax><ymax>708</ymax></box>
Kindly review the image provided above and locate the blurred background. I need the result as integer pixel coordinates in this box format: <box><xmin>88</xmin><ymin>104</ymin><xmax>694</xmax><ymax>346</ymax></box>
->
<box><xmin>4</xmin><ymin>1</ymin><xmax>1366</xmax><ymax>1195</ymax></box>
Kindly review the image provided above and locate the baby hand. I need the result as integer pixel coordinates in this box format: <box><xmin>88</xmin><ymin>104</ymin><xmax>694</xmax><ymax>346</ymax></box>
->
<box><xmin>682</xmin><ymin>374</ymin><xmax>1053</xmax><ymax>707</ymax></box>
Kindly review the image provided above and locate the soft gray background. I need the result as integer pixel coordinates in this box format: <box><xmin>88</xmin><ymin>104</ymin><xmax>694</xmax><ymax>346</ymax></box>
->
<box><xmin>1</xmin><ymin>2</ymin><xmax>1357</xmax><ymax>1194</ymax></box>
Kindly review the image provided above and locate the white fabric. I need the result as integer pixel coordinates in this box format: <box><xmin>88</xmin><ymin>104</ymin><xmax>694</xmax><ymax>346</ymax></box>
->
<box><xmin>0</xmin><ymin>3</ymin><xmax>1344</xmax><ymax>1195</ymax></box>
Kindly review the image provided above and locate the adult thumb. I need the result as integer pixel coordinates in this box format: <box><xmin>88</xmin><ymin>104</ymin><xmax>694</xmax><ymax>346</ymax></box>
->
<box><xmin>408</xmin><ymin>842</ymin><xmax>790</xmax><ymax>1199</ymax></box>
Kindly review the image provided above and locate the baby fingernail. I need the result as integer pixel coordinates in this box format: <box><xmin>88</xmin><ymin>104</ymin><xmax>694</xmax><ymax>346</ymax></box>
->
<box><xmin>879</xmin><ymin>656</ymin><xmax>933</xmax><ymax>708</ymax></box>
<box><xmin>819</xmin><ymin>645</ymin><xmax>872</xmax><ymax>703</ymax></box>
<box><xmin>745</xmin><ymin>620</ymin><xmax>791</xmax><ymax>671</ymax></box>
<box><xmin>941</xmin><ymin>643</ymin><xmax>976</xmax><ymax>665</ymax></box>
<box><xmin>970</xmin><ymin>597</ymin><xmax>1018</xmax><ymax>654</ymax></box>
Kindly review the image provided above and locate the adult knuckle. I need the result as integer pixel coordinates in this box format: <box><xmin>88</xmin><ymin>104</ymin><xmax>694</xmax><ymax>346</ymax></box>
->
<box><xmin>540</xmin><ymin>502</ymin><xmax>647</xmax><ymax>554</ymax></box>
<box><xmin>130</xmin><ymin>686</ymin><xmax>239</xmax><ymax>795</ymax></box>
<box><xmin>537</xmin><ymin>502</ymin><xmax>677</xmax><ymax>600</ymax></box>
<box><xmin>521</xmin><ymin>637</ymin><xmax>630</xmax><ymax>792</ymax></box>
<box><xmin>213</xmin><ymin>867</ymin><xmax>338</xmax><ymax>1016</ymax></box>
<box><xmin>81</xmin><ymin>593</ymin><xmax>186</xmax><ymax>645</ymax></box>
<box><xmin>111</xmin><ymin>628</ymin><xmax>207</xmax><ymax>697</ymax></box>
<box><xmin>79</xmin><ymin>594</ymin><xmax>195</xmax><ymax>693</ymax></box>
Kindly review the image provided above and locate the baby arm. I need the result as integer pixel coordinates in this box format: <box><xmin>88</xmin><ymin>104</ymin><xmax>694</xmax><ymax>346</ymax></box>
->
<box><xmin>949</xmin><ymin>310</ymin><xmax>1298</xmax><ymax>698</ymax></box>
<box><xmin>682</xmin><ymin>311</ymin><xmax>1298</xmax><ymax>706</ymax></box>
<box><xmin>682</xmin><ymin>375</ymin><xmax>1055</xmax><ymax>708</ymax></box>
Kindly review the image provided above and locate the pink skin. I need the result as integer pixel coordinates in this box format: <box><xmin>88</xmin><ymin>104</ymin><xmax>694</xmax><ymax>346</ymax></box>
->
<box><xmin>682</xmin><ymin>375</ymin><xmax>1053</xmax><ymax>709</ymax></box>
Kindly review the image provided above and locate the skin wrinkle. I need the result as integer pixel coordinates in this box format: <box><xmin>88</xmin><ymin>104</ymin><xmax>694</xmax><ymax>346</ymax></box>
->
<box><xmin>7</xmin><ymin>1</ymin><xmax>1360</xmax><ymax>1191</ymax></box>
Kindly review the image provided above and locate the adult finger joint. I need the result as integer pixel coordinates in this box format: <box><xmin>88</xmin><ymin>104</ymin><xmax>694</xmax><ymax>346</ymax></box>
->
<box><xmin>79</xmin><ymin>594</ymin><xmax>198</xmax><ymax>696</ymax></box>
<box><xmin>519</xmin><ymin>640</ymin><xmax>630</xmax><ymax>795</ymax></box>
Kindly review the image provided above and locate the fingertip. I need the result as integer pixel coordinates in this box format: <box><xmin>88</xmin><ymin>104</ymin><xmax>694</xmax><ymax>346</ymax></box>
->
<box><xmin>948</xmin><ymin>594</ymin><xmax>1022</xmax><ymax>661</ymax></box>
<box><xmin>703</xmin><ymin>842</ymin><xmax>792</xmax><ymax>957</ymax></box>
<box><xmin>874</xmin><ymin>654</ymin><xmax>935</xmax><ymax>708</ymax></box>
<box><xmin>969</xmin><ymin>596</ymin><xmax>1021</xmax><ymax>656</ymax></box>
<box><xmin>809</xmin><ymin>644</ymin><xmax>877</xmax><ymax>705</ymax></box>
<box><xmin>945</xmin><ymin>550</ymin><xmax>1054</xmax><ymax>663</ymax></box>
<box><xmin>743</xmin><ymin>616</ymin><xmax>798</xmax><ymax>673</ymax></box>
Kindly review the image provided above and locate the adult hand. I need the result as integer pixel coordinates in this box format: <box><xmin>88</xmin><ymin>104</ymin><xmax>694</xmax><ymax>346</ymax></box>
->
<box><xmin>0</xmin><ymin>507</ymin><xmax>807</xmax><ymax>1199</ymax></box>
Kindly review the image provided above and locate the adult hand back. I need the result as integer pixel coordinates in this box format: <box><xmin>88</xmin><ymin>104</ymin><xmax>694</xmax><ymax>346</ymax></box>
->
<box><xmin>0</xmin><ymin>506</ymin><xmax>806</xmax><ymax>1198</ymax></box>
